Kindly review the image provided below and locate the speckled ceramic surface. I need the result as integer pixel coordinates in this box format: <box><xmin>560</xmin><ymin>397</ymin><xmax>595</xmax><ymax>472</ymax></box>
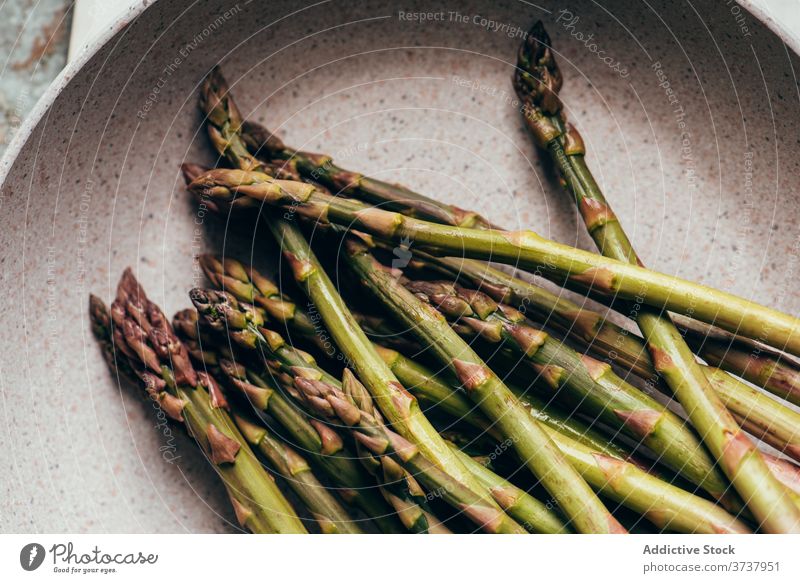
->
<box><xmin>1</xmin><ymin>0</ymin><xmax>799</xmax><ymax>533</ymax></box>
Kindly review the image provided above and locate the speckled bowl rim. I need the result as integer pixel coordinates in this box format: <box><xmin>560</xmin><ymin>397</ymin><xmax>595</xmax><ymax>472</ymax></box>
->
<box><xmin>1</xmin><ymin>0</ymin><xmax>799</xmax><ymax>185</ymax></box>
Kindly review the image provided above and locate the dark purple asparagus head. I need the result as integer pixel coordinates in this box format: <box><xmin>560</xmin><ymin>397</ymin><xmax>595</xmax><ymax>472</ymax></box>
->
<box><xmin>514</xmin><ymin>20</ymin><xmax>563</xmax><ymax>115</ymax></box>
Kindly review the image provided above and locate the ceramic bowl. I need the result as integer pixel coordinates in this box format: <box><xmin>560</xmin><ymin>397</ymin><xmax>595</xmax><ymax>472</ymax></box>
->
<box><xmin>2</xmin><ymin>0</ymin><xmax>799</xmax><ymax>532</ymax></box>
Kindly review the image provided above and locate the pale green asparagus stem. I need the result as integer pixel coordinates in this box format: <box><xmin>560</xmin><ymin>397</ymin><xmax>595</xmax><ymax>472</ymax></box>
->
<box><xmin>232</xmin><ymin>412</ymin><xmax>361</xmax><ymax>533</ymax></box>
<box><xmin>90</xmin><ymin>271</ymin><xmax>306</xmax><ymax>534</ymax></box>
<box><xmin>260</xmin><ymin>215</ymin><xmax>523</xmax><ymax>531</ymax></box>
<box><xmin>187</xmin><ymin>168</ymin><xmax>800</xmax><ymax>356</ymax></box>
<box><xmin>294</xmin><ymin>369</ymin><xmax>524</xmax><ymax>533</ymax></box>
<box><xmin>344</xmin><ymin>240</ymin><xmax>625</xmax><ymax>533</ymax></box>
<box><xmin>515</xmin><ymin>20</ymin><xmax>800</xmax><ymax>532</ymax></box>
<box><xmin>402</xmin><ymin>278</ymin><xmax>733</xmax><ymax>502</ymax></box>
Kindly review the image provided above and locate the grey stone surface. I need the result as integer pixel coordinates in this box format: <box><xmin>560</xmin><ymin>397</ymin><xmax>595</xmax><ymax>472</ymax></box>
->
<box><xmin>0</xmin><ymin>0</ymin><xmax>72</xmax><ymax>156</ymax></box>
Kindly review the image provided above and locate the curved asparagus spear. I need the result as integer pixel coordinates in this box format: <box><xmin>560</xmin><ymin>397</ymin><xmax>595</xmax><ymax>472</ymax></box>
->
<box><xmin>196</xmin><ymin>255</ymin><xmax>593</xmax><ymax>531</ymax></box>
<box><xmin>294</xmin><ymin>368</ymin><xmax>524</xmax><ymax>533</ymax></box>
<box><xmin>89</xmin><ymin>270</ymin><xmax>306</xmax><ymax>534</ymax></box>
<box><xmin>190</xmin><ymin>288</ymin><xmax>577</xmax><ymax>533</ymax></box>
<box><xmin>234</xmin><ymin>113</ymin><xmax>800</xmax><ymax>404</ymax></box>
<box><xmin>336</xmin><ymin>299</ymin><xmax>749</xmax><ymax>533</ymax></box>
<box><xmin>173</xmin><ymin>308</ymin><xmax>431</xmax><ymax>534</ymax></box>
<box><xmin>260</xmin><ymin>216</ymin><xmax>525</xmax><ymax>528</ymax></box>
<box><xmin>187</xmin><ymin>168</ymin><xmax>800</xmax><ymax>356</ymax></box>
<box><xmin>232</xmin><ymin>412</ymin><xmax>361</xmax><ymax>533</ymax></box>
<box><xmin>402</xmin><ymin>278</ymin><xmax>732</xmax><ymax>500</ymax></box>
<box><xmin>343</xmin><ymin>240</ymin><xmax>625</xmax><ymax>533</ymax></box>
<box><xmin>199</xmin><ymin>70</ymin><xmax>511</xmax><ymax>524</ymax></box>
<box><xmin>515</xmin><ymin>21</ymin><xmax>800</xmax><ymax>533</ymax></box>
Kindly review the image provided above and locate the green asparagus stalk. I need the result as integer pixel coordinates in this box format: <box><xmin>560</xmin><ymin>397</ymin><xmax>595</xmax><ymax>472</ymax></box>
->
<box><xmin>374</xmin><ymin>338</ymin><xmax>751</xmax><ymax>532</ymax></box>
<box><xmin>89</xmin><ymin>270</ymin><xmax>306</xmax><ymax>534</ymax></box>
<box><xmin>374</xmin><ymin>344</ymin><xmax>637</xmax><ymax>462</ymax></box>
<box><xmin>293</xmin><ymin>368</ymin><xmax>524</xmax><ymax>533</ymax></box>
<box><xmin>231</xmin><ymin>412</ymin><xmax>361</xmax><ymax>533</ymax></box>
<box><xmin>402</xmin><ymin>278</ymin><xmax>734</xmax><ymax>500</ymax></box>
<box><xmin>265</xmin><ymin>365</ymin><xmax>451</xmax><ymax>534</ymax></box>
<box><xmin>515</xmin><ymin>21</ymin><xmax>800</xmax><ymax>533</ymax></box>
<box><xmin>705</xmin><ymin>368</ymin><xmax>800</xmax><ymax>463</ymax></box>
<box><xmin>235</xmin><ymin>112</ymin><xmax>800</xmax><ymax>408</ymax></box>
<box><xmin>193</xmin><ymin>254</ymin><xmax>644</xmax><ymax>465</ymax></box>
<box><xmin>195</xmin><ymin>255</ymin><xmax>586</xmax><ymax>532</ymax></box>
<box><xmin>199</xmin><ymin>70</ymin><xmax>515</xmax><ymax>524</ymax></box>
<box><xmin>356</xmin><ymin>308</ymin><xmax>750</xmax><ymax>533</ymax></box>
<box><xmin>190</xmin><ymin>288</ymin><xmax>491</xmax><ymax>532</ymax></box>
<box><xmin>680</xmin><ymin>321</ymin><xmax>800</xmax><ymax>407</ymax></box>
<box><xmin>192</xmin><ymin>76</ymin><xmax>800</xmax><ymax>364</ymax></box>
<box><xmin>187</xmin><ymin>168</ymin><xmax>800</xmax><ymax>356</ymax></box>
<box><xmin>223</xmin><ymin>357</ymin><xmax>448</xmax><ymax>534</ymax></box>
<box><xmin>344</xmin><ymin>239</ymin><xmax>626</xmax><ymax>533</ymax></box>
<box><xmin>172</xmin><ymin>308</ymin><xmax>413</xmax><ymax>534</ymax></box>
<box><xmin>379</xmin><ymin>330</ymin><xmax>800</xmax><ymax>499</ymax></box>
<box><xmin>411</xmin><ymin>252</ymin><xmax>800</xmax><ymax>458</ymax></box>
<box><xmin>258</xmin><ymin>216</ymin><xmax>525</xmax><ymax>530</ymax></box>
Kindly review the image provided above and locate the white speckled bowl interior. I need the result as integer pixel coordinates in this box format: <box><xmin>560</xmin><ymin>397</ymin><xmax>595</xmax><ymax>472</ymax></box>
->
<box><xmin>2</xmin><ymin>0</ymin><xmax>799</xmax><ymax>533</ymax></box>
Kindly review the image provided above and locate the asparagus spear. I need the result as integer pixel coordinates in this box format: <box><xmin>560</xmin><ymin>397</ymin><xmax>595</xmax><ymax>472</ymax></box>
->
<box><xmin>191</xmin><ymin>287</ymin><xmax>585</xmax><ymax>533</ymax></box>
<box><xmin>264</xmin><ymin>364</ymin><xmax>451</xmax><ymax>534</ymax></box>
<box><xmin>386</xmin><ymin>336</ymin><xmax>800</xmax><ymax>497</ymax></box>
<box><xmin>236</xmin><ymin>113</ymin><xmax>800</xmax><ymax>407</ymax></box>
<box><xmin>515</xmin><ymin>21</ymin><xmax>800</xmax><ymax>533</ymax></box>
<box><xmin>402</xmin><ymin>278</ymin><xmax>734</xmax><ymax>500</ymax></box>
<box><xmin>194</xmin><ymin>72</ymin><xmax>800</xmax><ymax>360</ymax></box>
<box><xmin>411</xmin><ymin>251</ymin><xmax>800</xmax><ymax>427</ymax></box>
<box><xmin>370</xmin><ymin>331</ymin><xmax>751</xmax><ymax>532</ymax></box>
<box><xmin>352</xmin><ymin>306</ymin><xmax>749</xmax><ymax>533</ymax></box>
<box><xmin>196</xmin><ymin>255</ymin><xmax>589</xmax><ymax>531</ymax></box>
<box><xmin>260</xmin><ymin>216</ymin><xmax>527</xmax><ymax>527</ymax></box>
<box><xmin>231</xmin><ymin>412</ymin><xmax>361</xmax><ymax>534</ymax></box>
<box><xmin>293</xmin><ymin>368</ymin><xmax>525</xmax><ymax>533</ymax></box>
<box><xmin>89</xmin><ymin>270</ymin><xmax>306</xmax><ymax>534</ymax></box>
<box><xmin>224</xmin><ymin>357</ymin><xmax>448</xmax><ymax>534</ymax></box>
<box><xmin>172</xmin><ymin>308</ymin><xmax>414</xmax><ymax>534</ymax></box>
<box><xmin>193</xmin><ymin>254</ymin><xmax>644</xmax><ymax>465</ymax></box>
<box><xmin>343</xmin><ymin>239</ymin><xmax>626</xmax><ymax>533</ymax></box>
<box><xmin>705</xmin><ymin>368</ymin><xmax>800</xmax><ymax>463</ymax></box>
<box><xmin>199</xmin><ymin>70</ymin><xmax>514</xmax><ymax>523</ymax></box>
<box><xmin>374</xmin><ymin>344</ymin><xmax>639</xmax><ymax>462</ymax></box>
<box><xmin>681</xmin><ymin>322</ymin><xmax>800</xmax><ymax>407</ymax></box>
<box><xmin>187</xmin><ymin>168</ymin><xmax>800</xmax><ymax>355</ymax></box>
<box><xmin>190</xmin><ymin>287</ymin><xmax>490</xmax><ymax>532</ymax></box>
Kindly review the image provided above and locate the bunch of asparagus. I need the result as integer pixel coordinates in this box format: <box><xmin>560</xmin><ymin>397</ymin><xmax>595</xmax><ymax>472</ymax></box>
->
<box><xmin>91</xmin><ymin>21</ymin><xmax>800</xmax><ymax>534</ymax></box>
